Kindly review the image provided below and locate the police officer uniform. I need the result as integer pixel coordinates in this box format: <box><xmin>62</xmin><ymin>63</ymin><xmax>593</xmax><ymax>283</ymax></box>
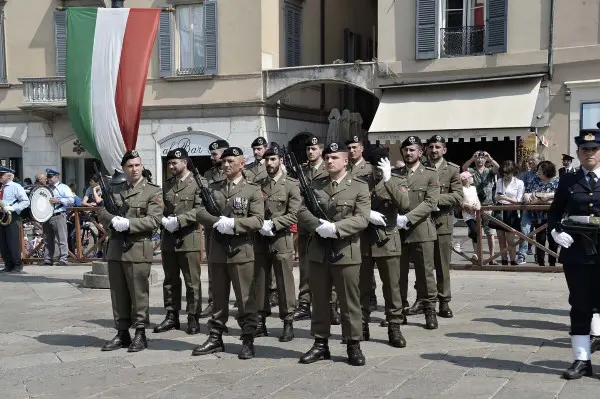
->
<box><xmin>0</xmin><ymin>166</ymin><xmax>30</xmax><ymax>273</ymax></box>
<box><xmin>558</xmin><ymin>154</ymin><xmax>576</xmax><ymax>177</ymax></box>
<box><xmin>244</xmin><ymin>137</ymin><xmax>269</xmax><ymax>183</ymax></box>
<box><xmin>548</xmin><ymin>128</ymin><xmax>600</xmax><ymax>379</ymax></box>
<box><xmin>98</xmin><ymin>150</ymin><xmax>164</xmax><ymax>353</ymax></box>
<box><xmin>395</xmin><ymin>136</ymin><xmax>441</xmax><ymax>330</ymax></box>
<box><xmin>194</xmin><ymin>147</ymin><xmax>264</xmax><ymax>360</ymax></box>
<box><xmin>358</xmin><ymin>147</ymin><xmax>409</xmax><ymax>347</ymax></box>
<box><xmin>154</xmin><ymin>148</ymin><xmax>204</xmax><ymax>335</ymax></box>
<box><xmin>297</xmin><ymin>141</ymin><xmax>370</xmax><ymax>367</ymax></box>
<box><xmin>43</xmin><ymin>168</ymin><xmax>74</xmax><ymax>266</ymax></box>
<box><xmin>254</xmin><ymin>144</ymin><xmax>302</xmax><ymax>342</ymax></box>
<box><xmin>423</xmin><ymin>135</ymin><xmax>463</xmax><ymax>318</ymax></box>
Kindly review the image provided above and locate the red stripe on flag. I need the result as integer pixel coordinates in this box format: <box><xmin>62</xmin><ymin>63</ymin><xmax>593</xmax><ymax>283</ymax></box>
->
<box><xmin>115</xmin><ymin>8</ymin><xmax>160</xmax><ymax>151</ymax></box>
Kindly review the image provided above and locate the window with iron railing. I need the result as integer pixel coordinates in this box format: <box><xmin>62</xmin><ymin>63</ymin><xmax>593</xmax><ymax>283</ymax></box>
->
<box><xmin>440</xmin><ymin>25</ymin><xmax>484</xmax><ymax>57</ymax></box>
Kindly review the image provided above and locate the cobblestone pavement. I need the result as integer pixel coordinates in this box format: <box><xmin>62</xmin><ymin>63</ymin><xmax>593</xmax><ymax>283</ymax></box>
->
<box><xmin>0</xmin><ymin>265</ymin><xmax>597</xmax><ymax>398</ymax></box>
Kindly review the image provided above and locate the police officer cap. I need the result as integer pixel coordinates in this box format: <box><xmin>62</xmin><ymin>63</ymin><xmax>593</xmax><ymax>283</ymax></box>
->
<box><xmin>561</xmin><ymin>153</ymin><xmax>574</xmax><ymax>161</ymax></box>
<box><xmin>221</xmin><ymin>147</ymin><xmax>243</xmax><ymax>158</ymax></box>
<box><xmin>344</xmin><ymin>135</ymin><xmax>362</xmax><ymax>145</ymax></box>
<box><xmin>120</xmin><ymin>150</ymin><xmax>141</xmax><ymax>167</ymax></box>
<box><xmin>263</xmin><ymin>144</ymin><xmax>282</xmax><ymax>158</ymax></box>
<box><xmin>401</xmin><ymin>136</ymin><xmax>423</xmax><ymax>148</ymax></box>
<box><xmin>0</xmin><ymin>165</ymin><xmax>15</xmax><ymax>175</ymax></box>
<box><xmin>208</xmin><ymin>139</ymin><xmax>229</xmax><ymax>151</ymax></box>
<box><xmin>45</xmin><ymin>168</ymin><xmax>61</xmax><ymax>176</ymax></box>
<box><xmin>367</xmin><ymin>147</ymin><xmax>390</xmax><ymax>165</ymax></box>
<box><xmin>166</xmin><ymin>147</ymin><xmax>189</xmax><ymax>160</ymax></box>
<box><xmin>251</xmin><ymin>137</ymin><xmax>268</xmax><ymax>147</ymax></box>
<box><xmin>575</xmin><ymin>127</ymin><xmax>600</xmax><ymax>148</ymax></box>
<box><xmin>427</xmin><ymin>134</ymin><xmax>446</xmax><ymax>144</ymax></box>
<box><xmin>305</xmin><ymin>135</ymin><xmax>323</xmax><ymax>146</ymax></box>
<box><xmin>322</xmin><ymin>141</ymin><xmax>348</xmax><ymax>155</ymax></box>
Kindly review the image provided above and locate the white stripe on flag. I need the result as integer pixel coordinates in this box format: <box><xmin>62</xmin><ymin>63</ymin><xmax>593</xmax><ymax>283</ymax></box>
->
<box><xmin>90</xmin><ymin>8</ymin><xmax>129</xmax><ymax>173</ymax></box>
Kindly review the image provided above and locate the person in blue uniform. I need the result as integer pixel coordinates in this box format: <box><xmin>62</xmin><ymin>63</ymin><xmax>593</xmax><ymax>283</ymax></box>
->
<box><xmin>0</xmin><ymin>166</ymin><xmax>30</xmax><ymax>273</ymax></box>
<box><xmin>42</xmin><ymin>168</ymin><xmax>74</xmax><ymax>266</ymax></box>
<box><xmin>548</xmin><ymin>125</ymin><xmax>600</xmax><ymax>379</ymax></box>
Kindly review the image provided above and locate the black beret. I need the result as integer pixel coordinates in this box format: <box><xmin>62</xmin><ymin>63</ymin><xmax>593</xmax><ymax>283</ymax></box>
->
<box><xmin>208</xmin><ymin>140</ymin><xmax>229</xmax><ymax>151</ymax></box>
<box><xmin>575</xmin><ymin>129</ymin><xmax>600</xmax><ymax>148</ymax></box>
<box><xmin>166</xmin><ymin>147</ymin><xmax>189</xmax><ymax>160</ymax></box>
<box><xmin>401</xmin><ymin>136</ymin><xmax>423</xmax><ymax>148</ymax></box>
<box><xmin>221</xmin><ymin>147</ymin><xmax>243</xmax><ymax>158</ymax></box>
<box><xmin>305</xmin><ymin>135</ymin><xmax>323</xmax><ymax>146</ymax></box>
<box><xmin>121</xmin><ymin>150</ymin><xmax>141</xmax><ymax>167</ymax></box>
<box><xmin>322</xmin><ymin>141</ymin><xmax>348</xmax><ymax>155</ymax></box>
<box><xmin>344</xmin><ymin>135</ymin><xmax>362</xmax><ymax>145</ymax></box>
<box><xmin>251</xmin><ymin>137</ymin><xmax>268</xmax><ymax>147</ymax></box>
<box><xmin>263</xmin><ymin>144</ymin><xmax>282</xmax><ymax>158</ymax></box>
<box><xmin>367</xmin><ymin>147</ymin><xmax>390</xmax><ymax>165</ymax></box>
<box><xmin>427</xmin><ymin>134</ymin><xmax>445</xmax><ymax>144</ymax></box>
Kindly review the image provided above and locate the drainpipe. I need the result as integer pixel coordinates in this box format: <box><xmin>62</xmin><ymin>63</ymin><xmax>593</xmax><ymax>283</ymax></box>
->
<box><xmin>112</xmin><ymin>1</ymin><xmax>124</xmax><ymax>7</ymax></box>
<box><xmin>547</xmin><ymin>0</ymin><xmax>555</xmax><ymax>81</ymax></box>
<box><xmin>320</xmin><ymin>0</ymin><xmax>325</xmax><ymax>110</ymax></box>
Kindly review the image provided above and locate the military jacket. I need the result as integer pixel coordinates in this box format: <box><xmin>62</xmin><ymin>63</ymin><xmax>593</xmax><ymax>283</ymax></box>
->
<box><xmin>298</xmin><ymin>160</ymin><xmax>329</xmax><ymax>236</ymax></box>
<box><xmin>244</xmin><ymin>160</ymin><xmax>268</xmax><ymax>183</ymax></box>
<box><xmin>359</xmin><ymin>175</ymin><xmax>410</xmax><ymax>257</ymax></box>
<box><xmin>255</xmin><ymin>174</ymin><xmax>302</xmax><ymax>254</ymax></box>
<box><xmin>204</xmin><ymin>166</ymin><xmax>226</xmax><ymax>184</ymax></box>
<box><xmin>548</xmin><ymin>168</ymin><xmax>600</xmax><ymax>265</ymax></box>
<box><xmin>161</xmin><ymin>173</ymin><xmax>203</xmax><ymax>252</ymax></box>
<box><xmin>98</xmin><ymin>178</ymin><xmax>163</xmax><ymax>262</ymax></box>
<box><xmin>297</xmin><ymin>174</ymin><xmax>370</xmax><ymax>265</ymax></box>
<box><xmin>424</xmin><ymin>159</ymin><xmax>463</xmax><ymax>235</ymax></box>
<box><xmin>196</xmin><ymin>176</ymin><xmax>264</xmax><ymax>263</ymax></box>
<box><xmin>348</xmin><ymin>158</ymin><xmax>371</xmax><ymax>178</ymax></box>
<box><xmin>394</xmin><ymin>163</ymin><xmax>440</xmax><ymax>243</ymax></box>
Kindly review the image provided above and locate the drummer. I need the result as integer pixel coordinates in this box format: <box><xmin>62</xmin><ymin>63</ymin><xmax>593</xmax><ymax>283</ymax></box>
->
<box><xmin>42</xmin><ymin>168</ymin><xmax>74</xmax><ymax>266</ymax></box>
<box><xmin>0</xmin><ymin>166</ymin><xmax>30</xmax><ymax>273</ymax></box>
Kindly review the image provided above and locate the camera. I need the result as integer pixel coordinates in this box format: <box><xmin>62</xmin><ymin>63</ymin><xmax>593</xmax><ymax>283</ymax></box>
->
<box><xmin>477</xmin><ymin>151</ymin><xmax>485</xmax><ymax>157</ymax></box>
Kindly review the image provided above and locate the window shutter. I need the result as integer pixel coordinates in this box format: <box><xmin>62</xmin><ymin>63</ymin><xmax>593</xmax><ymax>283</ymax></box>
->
<box><xmin>485</xmin><ymin>0</ymin><xmax>507</xmax><ymax>54</ymax></box>
<box><xmin>204</xmin><ymin>0</ymin><xmax>218</xmax><ymax>74</ymax></box>
<box><xmin>343</xmin><ymin>28</ymin><xmax>350</xmax><ymax>62</ymax></box>
<box><xmin>54</xmin><ymin>10</ymin><xmax>67</xmax><ymax>77</ymax></box>
<box><xmin>355</xmin><ymin>33</ymin><xmax>362</xmax><ymax>61</ymax></box>
<box><xmin>0</xmin><ymin>10</ymin><xmax>6</xmax><ymax>83</ymax></box>
<box><xmin>292</xmin><ymin>6</ymin><xmax>301</xmax><ymax>66</ymax></box>
<box><xmin>158</xmin><ymin>5</ymin><xmax>173</xmax><ymax>78</ymax></box>
<box><xmin>285</xmin><ymin>4</ymin><xmax>301</xmax><ymax>67</ymax></box>
<box><xmin>415</xmin><ymin>0</ymin><xmax>438</xmax><ymax>60</ymax></box>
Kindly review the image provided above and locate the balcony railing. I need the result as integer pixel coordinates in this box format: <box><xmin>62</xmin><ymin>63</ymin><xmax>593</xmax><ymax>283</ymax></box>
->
<box><xmin>440</xmin><ymin>25</ymin><xmax>484</xmax><ymax>58</ymax></box>
<box><xmin>19</xmin><ymin>77</ymin><xmax>67</xmax><ymax>105</ymax></box>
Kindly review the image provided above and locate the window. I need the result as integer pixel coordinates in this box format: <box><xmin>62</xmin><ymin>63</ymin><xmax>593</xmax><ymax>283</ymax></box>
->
<box><xmin>285</xmin><ymin>3</ymin><xmax>302</xmax><ymax>67</ymax></box>
<box><xmin>177</xmin><ymin>4</ymin><xmax>205</xmax><ymax>74</ymax></box>
<box><xmin>441</xmin><ymin>0</ymin><xmax>485</xmax><ymax>57</ymax></box>
<box><xmin>0</xmin><ymin>6</ymin><xmax>6</xmax><ymax>83</ymax></box>
<box><xmin>581</xmin><ymin>102</ymin><xmax>600</xmax><ymax>130</ymax></box>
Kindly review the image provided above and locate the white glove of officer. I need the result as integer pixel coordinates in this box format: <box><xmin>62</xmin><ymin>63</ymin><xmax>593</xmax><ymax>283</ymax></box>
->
<box><xmin>3</xmin><ymin>205</ymin><xmax>14</xmax><ymax>212</ymax></box>
<box><xmin>112</xmin><ymin>216</ymin><xmax>130</xmax><ymax>232</ymax></box>
<box><xmin>259</xmin><ymin>220</ymin><xmax>275</xmax><ymax>236</ymax></box>
<box><xmin>213</xmin><ymin>216</ymin><xmax>235</xmax><ymax>235</ymax></box>
<box><xmin>550</xmin><ymin>229</ymin><xmax>574</xmax><ymax>249</ymax></box>
<box><xmin>316</xmin><ymin>219</ymin><xmax>337</xmax><ymax>239</ymax></box>
<box><xmin>377</xmin><ymin>157</ymin><xmax>392</xmax><ymax>183</ymax></box>
<box><xmin>161</xmin><ymin>217</ymin><xmax>169</xmax><ymax>227</ymax></box>
<box><xmin>396</xmin><ymin>215</ymin><xmax>409</xmax><ymax>230</ymax></box>
<box><xmin>164</xmin><ymin>216</ymin><xmax>180</xmax><ymax>233</ymax></box>
<box><xmin>369</xmin><ymin>210</ymin><xmax>387</xmax><ymax>226</ymax></box>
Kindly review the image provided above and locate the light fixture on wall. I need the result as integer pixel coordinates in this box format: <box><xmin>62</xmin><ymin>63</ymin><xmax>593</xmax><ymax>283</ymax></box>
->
<box><xmin>565</xmin><ymin>88</ymin><xmax>571</xmax><ymax>102</ymax></box>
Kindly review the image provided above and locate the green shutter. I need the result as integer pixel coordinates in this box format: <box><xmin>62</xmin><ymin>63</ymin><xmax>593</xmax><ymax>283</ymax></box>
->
<box><xmin>158</xmin><ymin>5</ymin><xmax>173</xmax><ymax>77</ymax></box>
<box><xmin>0</xmin><ymin>10</ymin><xmax>6</xmax><ymax>83</ymax></box>
<box><xmin>204</xmin><ymin>0</ymin><xmax>218</xmax><ymax>74</ymax></box>
<box><xmin>415</xmin><ymin>0</ymin><xmax>438</xmax><ymax>60</ymax></box>
<box><xmin>485</xmin><ymin>0</ymin><xmax>508</xmax><ymax>54</ymax></box>
<box><xmin>54</xmin><ymin>10</ymin><xmax>67</xmax><ymax>76</ymax></box>
<box><xmin>285</xmin><ymin>3</ymin><xmax>301</xmax><ymax>67</ymax></box>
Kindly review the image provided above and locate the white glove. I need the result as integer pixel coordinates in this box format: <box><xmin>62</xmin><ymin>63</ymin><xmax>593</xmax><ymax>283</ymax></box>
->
<box><xmin>377</xmin><ymin>157</ymin><xmax>392</xmax><ymax>182</ymax></box>
<box><xmin>161</xmin><ymin>217</ymin><xmax>169</xmax><ymax>227</ymax></box>
<box><xmin>315</xmin><ymin>219</ymin><xmax>337</xmax><ymax>238</ymax></box>
<box><xmin>369</xmin><ymin>210</ymin><xmax>387</xmax><ymax>226</ymax></box>
<box><xmin>112</xmin><ymin>216</ymin><xmax>130</xmax><ymax>232</ymax></box>
<box><xmin>551</xmin><ymin>229</ymin><xmax>574</xmax><ymax>249</ymax></box>
<box><xmin>165</xmin><ymin>216</ymin><xmax>180</xmax><ymax>233</ymax></box>
<box><xmin>213</xmin><ymin>216</ymin><xmax>235</xmax><ymax>235</ymax></box>
<box><xmin>396</xmin><ymin>215</ymin><xmax>409</xmax><ymax>230</ymax></box>
<box><xmin>259</xmin><ymin>220</ymin><xmax>275</xmax><ymax>236</ymax></box>
<box><xmin>4</xmin><ymin>205</ymin><xmax>14</xmax><ymax>212</ymax></box>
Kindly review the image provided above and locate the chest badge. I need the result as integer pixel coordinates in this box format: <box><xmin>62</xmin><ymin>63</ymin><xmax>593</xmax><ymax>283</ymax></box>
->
<box><xmin>233</xmin><ymin>197</ymin><xmax>248</xmax><ymax>210</ymax></box>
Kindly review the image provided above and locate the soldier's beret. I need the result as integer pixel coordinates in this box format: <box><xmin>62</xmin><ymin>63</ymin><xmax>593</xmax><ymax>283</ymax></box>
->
<box><xmin>166</xmin><ymin>147</ymin><xmax>189</xmax><ymax>160</ymax></box>
<box><xmin>344</xmin><ymin>135</ymin><xmax>362</xmax><ymax>145</ymax></box>
<box><xmin>322</xmin><ymin>141</ymin><xmax>348</xmax><ymax>155</ymax></box>
<box><xmin>208</xmin><ymin>139</ymin><xmax>229</xmax><ymax>151</ymax></box>
<box><xmin>0</xmin><ymin>165</ymin><xmax>15</xmax><ymax>175</ymax></box>
<box><xmin>575</xmin><ymin>128</ymin><xmax>600</xmax><ymax>148</ymax></box>
<box><xmin>251</xmin><ymin>137</ymin><xmax>268</xmax><ymax>147</ymax></box>
<box><xmin>45</xmin><ymin>168</ymin><xmax>61</xmax><ymax>176</ymax></box>
<box><xmin>367</xmin><ymin>147</ymin><xmax>389</xmax><ymax>165</ymax></box>
<box><xmin>263</xmin><ymin>144</ymin><xmax>282</xmax><ymax>158</ymax></box>
<box><xmin>121</xmin><ymin>150</ymin><xmax>141</xmax><ymax>167</ymax></box>
<box><xmin>401</xmin><ymin>136</ymin><xmax>423</xmax><ymax>148</ymax></box>
<box><xmin>305</xmin><ymin>135</ymin><xmax>323</xmax><ymax>146</ymax></box>
<box><xmin>427</xmin><ymin>134</ymin><xmax>445</xmax><ymax>144</ymax></box>
<box><xmin>221</xmin><ymin>147</ymin><xmax>243</xmax><ymax>158</ymax></box>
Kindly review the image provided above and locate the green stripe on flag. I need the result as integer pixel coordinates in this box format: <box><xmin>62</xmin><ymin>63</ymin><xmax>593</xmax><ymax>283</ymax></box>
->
<box><xmin>66</xmin><ymin>7</ymin><xmax>100</xmax><ymax>159</ymax></box>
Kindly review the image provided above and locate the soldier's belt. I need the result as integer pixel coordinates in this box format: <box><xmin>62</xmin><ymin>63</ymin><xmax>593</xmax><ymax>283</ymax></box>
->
<box><xmin>568</xmin><ymin>216</ymin><xmax>600</xmax><ymax>225</ymax></box>
<box><xmin>560</xmin><ymin>219</ymin><xmax>600</xmax><ymax>256</ymax></box>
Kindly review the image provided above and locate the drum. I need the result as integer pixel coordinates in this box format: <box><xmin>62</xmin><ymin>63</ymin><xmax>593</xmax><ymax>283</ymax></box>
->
<box><xmin>25</xmin><ymin>186</ymin><xmax>55</xmax><ymax>223</ymax></box>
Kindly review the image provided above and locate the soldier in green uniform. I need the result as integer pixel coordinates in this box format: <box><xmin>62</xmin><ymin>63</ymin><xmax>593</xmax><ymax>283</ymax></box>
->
<box><xmin>200</xmin><ymin>139</ymin><xmax>229</xmax><ymax>318</ymax></box>
<box><xmin>298</xmin><ymin>141</ymin><xmax>370</xmax><ymax>367</ymax></box>
<box><xmin>154</xmin><ymin>148</ymin><xmax>203</xmax><ymax>335</ymax></box>
<box><xmin>422</xmin><ymin>135</ymin><xmax>463</xmax><ymax>318</ymax></box>
<box><xmin>254</xmin><ymin>143</ymin><xmax>302</xmax><ymax>342</ymax></box>
<box><xmin>194</xmin><ymin>147</ymin><xmax>264</xmax><ymax>359</ymax></box>
<box><xmin>244</xmin><ymin>137</ymin><xmax>269</xmax><ymax>182</ymax></box>
<box><xmin>358</xmin><ymin>147</ymin><xmax>409</xmax><ymax>347</ymax></box>
<box><xmin>98</xmin><ymin>150</ymin><xmax>163</xmax><ymax>352</ymax></box>
<box><xmin>395</xmin><ymin>136</ymin><xmax>441</xmax><ymax>330</ymax></box>
<box><xmin>293</xmin><ymin>135</ymin><xmax>341</xmax><ymax>325</ymax></box>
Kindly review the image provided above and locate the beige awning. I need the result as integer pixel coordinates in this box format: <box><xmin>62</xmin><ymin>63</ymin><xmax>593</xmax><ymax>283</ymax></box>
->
<box><xmin>368</xmin><ymin>77</ymin><xmax>543</xmax><ymax>143</ymax></box>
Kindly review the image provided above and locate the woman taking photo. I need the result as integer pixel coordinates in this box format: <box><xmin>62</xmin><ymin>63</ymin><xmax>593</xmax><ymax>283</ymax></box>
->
<box><xmin>495</xmin><ymin>160</ymin><xmax>524</xmax><ymax>265</ymax></box>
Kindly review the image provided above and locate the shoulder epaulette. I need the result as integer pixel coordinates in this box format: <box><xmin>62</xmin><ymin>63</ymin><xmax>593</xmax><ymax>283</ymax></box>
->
<box><xmin>356</xmin><ymin>175</ymin><xmax>369</xmax><ymax>183</ymax></box>
<box><xmin>447</xmin><ymin>162</ymin><xmax>460</xmax><ymax>169</ymax></box>
<box><xmin>146</xmin><ymin>182</ymin><xmax>160</xmax><ymax>187</ymax></box>
<box><xmin>283</xmin><ymin>176</ymin><xmax>298</xmax><ymax>183</ymax></box>
<box><xmin>425</xmin><ymin>166</ymin><xmax>438</xmax><ymax>172</ymax></box>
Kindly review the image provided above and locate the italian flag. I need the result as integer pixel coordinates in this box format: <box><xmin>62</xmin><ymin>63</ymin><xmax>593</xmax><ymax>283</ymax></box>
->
<box><xmin>66</xmin><ymin>7</ymin><xmax>161</xmax><ymax>173</ymax></box>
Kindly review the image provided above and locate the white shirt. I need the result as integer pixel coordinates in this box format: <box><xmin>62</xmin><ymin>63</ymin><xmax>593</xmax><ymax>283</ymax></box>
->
<box><xmin>496</xmin><ymin>177</ymin><xmax>524</xmax><ymax>204</ymax></box>
<box><xmin>461</xmin><ymin>185</ymin><xmax>480</xmax><ymax>221</ymax></box>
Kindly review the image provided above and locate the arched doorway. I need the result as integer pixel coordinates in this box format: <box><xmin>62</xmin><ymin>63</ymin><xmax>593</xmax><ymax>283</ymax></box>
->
<box><xmin>0</xmin><ymin>138</ymin><xmax>23</xmax><ymax>182</ymax></box>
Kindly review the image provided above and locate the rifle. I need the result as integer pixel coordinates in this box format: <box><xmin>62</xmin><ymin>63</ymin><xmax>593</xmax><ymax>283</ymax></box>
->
<box><xmin>93</xmin><ymin>163</ymin><xmax>133</xmax><ymax>253</ymax></box>
<box><xmin>187</xmin><ymin>157</ymin><xmax>240</xmax><ymax>258</ymax></box>
<box><xmin>283</xmin><ymin>146</ymin><xmax>343</xmax><ymax>263</ymax></box>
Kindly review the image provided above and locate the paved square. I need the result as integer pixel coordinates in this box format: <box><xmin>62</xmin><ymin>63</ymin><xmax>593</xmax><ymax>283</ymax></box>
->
<box><xmin>0</xmin><ymin>265</ymin><xmax>596</xmax><ymax>398</ymax></box>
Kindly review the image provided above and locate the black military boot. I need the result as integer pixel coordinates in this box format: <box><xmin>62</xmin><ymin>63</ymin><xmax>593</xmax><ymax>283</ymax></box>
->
<box><xmin>153</xmin><ymin>311</ymin><xmax>180</xmax><ymax>333</ymax></box>
<box><xmin>293</xmin><ymin>303</ymin><xmax>311</xmax><ymax>321</ymax></box>
<box><xmin>330</xmin><ymin>302</ymin><xmax>341</xmax><ymax>325</ymax></box>
<box><xmin>299</xmin><ymin>338</ymin><xmax>331</xmax><ymax>364</ymax></box>
<box><xmin>186</xmin><ymin>314</ymin><xmax>200</xmax><ymax>335</ymax></box>
<box><xmin>406</xmin><ymin>299</ymin><xmax>424</xmax><ymax>315</ymax></box>
<box><xmin>562</xmin><ymin>360</ymin><xmax>593</xmax><ymax>379</ymax></box>
<box><xmin>269</xmin><ymin>291</ymin><xmax>279</xmax><ymax>308</ymax></box>
<box><xmin>128</xmin><ymin>328</ymin><xmax>148</xmax><ymax>352</ymax></box>
<box><xmin>438</xmin><ymin>302</ymin><xmax>453</xmax><ymax>318</ymax></box>
<box><xmin>255</xmin><ymin>315</ymin><xmax>269</xmax><ymax>338</ymax></box>
<box><xmin>370</xmin><ymin>292</ymin><xmax>378</xmax><ymax>312</ymax></box>
<box><xmin>192</xmin><ymin>332</ymin><xmax>224</xmax><ymax>356</ymax></box>
<box><xmin>199</xmin><ymin>302</ymin><xmax>214</xmax><ymax>319</ymax></box>
<box><xmin>238</xmin><ymin>334</ymin><xmax>255</xmax><ymax>360</ymax></box>
<box><xmin>388</xmin><ymin>323</ymin><xmax>407</xmax><ymax>348</ymax></box>
<box><xmin>362</xmin><ymin>322</ymin><xmax>370</xmax><ymax>341</ymax></box>
<box><xmin>279</xmin><ymin>320</ymin><xmax>294</xmax><ymax>342</ymax></box>
<box><xmin>347</xmin><ymin>340</ymin><xmax>366</xmax><ymax>366</ymax></box>
<box><xmin>424</xmin><ymin>308</ymin><xmax>439</xmax><ymax>330</ymax></box>
<box><xmin>592</xmin><ymin>336</ymin><xmax>600</xmax><ymax>354</ymax></box>
<box><xmin>101</xmin><ymin>330</ymin><xmax>131</xmax><ymax>351</ymax></box>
